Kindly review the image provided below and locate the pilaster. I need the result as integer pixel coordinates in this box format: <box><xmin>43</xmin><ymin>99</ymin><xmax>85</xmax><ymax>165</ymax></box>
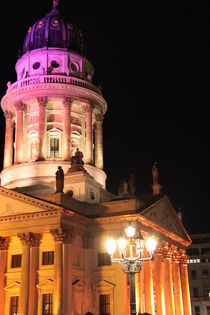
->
<box><xmin>63</xmin><ymin>97</ymin><xmax>72</xmax><ymax>161</ymax></box>
<box><xmin>0</xmin><ymin>237</ymin><xmax>10</xmax><ymax>315</ymax></box>
<box><xmin>3</xmin><ymin>111</ymin><xmax>14</xmax><ymax>169</ymax></box>
<box><xmin>37</xmin><ymin>97</ymin><xmax>47</xmax><ymax>161</ymax></box>
<box><xmin>94</xmin><ymin>113</ymin><xmax>104</xmax><ymax>170</ymax></box>
<box><xmin>84</xmin><ymin>103</ymin><xmax>93</xmax><ymax>164</ymax></box>
<box><xmin>14</xmin><ymin>101</ymin><xmax>25</xmax><ymax>164</ymax></box>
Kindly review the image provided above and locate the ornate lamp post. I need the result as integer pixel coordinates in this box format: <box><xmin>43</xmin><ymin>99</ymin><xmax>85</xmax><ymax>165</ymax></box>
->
<box><xmin>106</xmin><ymin>222</ymin><xmax>157</xmax><ymax>315</ymax></box>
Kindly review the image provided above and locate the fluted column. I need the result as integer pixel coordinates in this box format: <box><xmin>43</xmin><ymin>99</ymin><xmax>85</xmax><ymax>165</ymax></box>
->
<box><xmin>144</xmin><ymin>260</ymin><xmax>153</xmax><ymax>315</ymax></box>
<box><xmin>63</xmin><ymin>98</ymin><xmax>72</xmax><ymax>161</ymax></box>
<box><xmin>0</xmin><ymin>237</ymin><xmax>9</xmax><ymax>315</ymax></box>
<box><xmin>83</xmin><ymin>234</ymin><xmax>94</xmax><ymax>313</ymax></box>
<box><xmin>84</xmin><ymin>103</ymin><xmax>92</xmax><ymax>164</ymax></box>
<box><xmin>3</xmin><ymin>111</ymin><xmax>14</xmax><ymax>168</ymax></box>
<box><xmin>18</xmin><ymin>233</ymin><xmax>34</xmax><ymax>315</ymax></box>
<box><xmin>180</xmin><ymin>253</ymin><xmax>192</xmax><ymax>315</ymax></box>
<box><xmin>172</xmin><ymin>250</ymin><xmax>184</xmax><ymax>315</ymax></box>
<box><xmin>15</xmin><ymin>102</ymin><xmax>25</xmax><ymax>164</ymax></box>
<box><xmin>163</xmin><ymin>249</ymin><xmax>175</xmax><ymax>315</ymax></box>
<box><xmin>94</xmin><ymin>113</ymin><xmax>104</xmax><ymax>169</ymax></box>
<box><xmin>154</xmin><ymin>252</ymin><xmax>165</xmax><ymax>315</ymax></box>
<box><xmin>37</xmin><ymin>97</ymin><xmax>47</xmax><ymax>160</ymax></box>
<box><xmin>28</xmin><ymin>234</ymin><xmax>40</xmax><ymax>315</ymax></box>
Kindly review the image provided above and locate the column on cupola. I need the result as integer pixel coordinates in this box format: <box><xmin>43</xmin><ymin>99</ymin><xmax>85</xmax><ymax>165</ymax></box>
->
<box><xmin>94</xmin><ymin>113</ymin><xmax>104</xmax><ymax>169</ymax></box>
<box><xmin>3</xmin><ymin>111</ymin><xmax>14</xmax><ymax>168</ymax></box>
<box><xmin>154</xmin><ymin>251</ymin><xmax>165</xmax><ymax>315</ymax></box>
<box><xmin>180</xmin><ymin>252</ymin><xmax>192</xmax><ymax>315</ymax></box>
<box><xmin>84</xmin><ymin>103</ymin><xmax>93</xmax><ymax>164</ymax></box>
<box><xmin>0</xmin><ymin>237</ymin><xmax>10</xmax><ymax>315</ymax></box>
<box><xmin>163</xmin><ymin>246</ymin><xmax>175</xmax><ymax>315</ymax></box>
<box><xmin>144</xmin><ymin>260</ymin><xmax>154</xmax><ymax>315</ymax></box>
<box><xmin>37</xmin><ymin>97</ymin><xmax>47</xmax><ymax>160</ymax></box>
<box><xmin>14</xmin><ymin>101</ymin><xmax>25</xmax><ymax>164</ymax></box>
<box><xmin>63</xmin><ymin>98</ymin><xmax>72</xmax><ymax>161</ymax></box>
<box><xmin>172</xmin><ymin>249</ymin><xmax>184</xmax><ymax>315</ymax></box>
<box><xmin>18</xmin><ymin>232</ymin><xmax>34</xmax><ymax>315</ymax></box>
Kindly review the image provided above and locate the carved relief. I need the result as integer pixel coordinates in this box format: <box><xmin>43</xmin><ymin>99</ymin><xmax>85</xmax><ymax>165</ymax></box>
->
<box><xmin>95</xmin><ymin>113</ymin><xmax>103</xmax><ymax>122</ymax></box>
<box><xmin>83</xmin><ymin>103</ymin><xmax>92</xmax><ymax>113</ymax></box>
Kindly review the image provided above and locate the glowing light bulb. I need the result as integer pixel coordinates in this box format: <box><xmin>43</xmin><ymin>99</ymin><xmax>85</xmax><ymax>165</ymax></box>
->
<box><xmin>106</xmin><ymin>237</ymin><xmax>116</xmax><ymax>256</ymax></box>
<box><xmin>146</xmin><ymin>237</ymin><xmax>157</xmax><ymax>253</ymax></box>
<box><xmin>117</xmin><ymin>237</ymin><xmax>127</xmax><ymax>256</ymax></box>
<box><xmin>125</xmin><ymin>223</ymin><xmax>136</xmax><ymax>238</ymax></box>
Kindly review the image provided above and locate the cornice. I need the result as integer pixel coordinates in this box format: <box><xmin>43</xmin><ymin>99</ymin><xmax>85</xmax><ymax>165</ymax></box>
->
<box><xmin>1</xmin><ymin>83</ymin><xmax>107</xmax><ymax>114</ymax></box>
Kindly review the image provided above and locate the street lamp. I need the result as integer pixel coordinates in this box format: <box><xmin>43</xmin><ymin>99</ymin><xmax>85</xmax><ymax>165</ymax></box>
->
<box><xmin>106</xmin><ymin>222</ymin><xmax>157</xmax><ymax>315</ymax></box>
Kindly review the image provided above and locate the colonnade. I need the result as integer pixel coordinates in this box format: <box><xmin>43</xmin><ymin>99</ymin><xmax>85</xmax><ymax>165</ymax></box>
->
<box><xmin>0</xmin><ymin>230</ymin><xmax>75</xmax><ymax>315</ymax></box>
<box><xmin>135</xmin><ymin>244</ymin><xmax>192</xmax><ymax>315</ymax></box>
<box><xmin>3</xmin><ymin>97</ymin><xmax>104</xmax><ymax>169</ymax></box>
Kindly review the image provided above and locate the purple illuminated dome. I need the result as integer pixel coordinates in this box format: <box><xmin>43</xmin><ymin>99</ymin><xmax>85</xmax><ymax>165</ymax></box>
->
<box><xmin>22</xmin><ymin>0</ymin><xmax>86</xmax><ymax>56</ymax></box>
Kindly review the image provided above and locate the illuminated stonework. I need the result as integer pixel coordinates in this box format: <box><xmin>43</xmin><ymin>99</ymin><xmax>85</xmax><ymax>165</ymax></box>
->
<box><xmin>0</xmin><ymin>2</ymin><xmax>192</xmax><ymax>315</ymax></box>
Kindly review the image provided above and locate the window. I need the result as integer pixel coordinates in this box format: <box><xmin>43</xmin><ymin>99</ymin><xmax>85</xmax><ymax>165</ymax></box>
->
<box><xmin>11</xmin><ymin>254</ymin><xmax>22</xmax><ymax>268</ymax></box>
<box><xmin>98</xmin><ymin>253</ymin><xmax>111</xmax><ymax>267</ymax></box>
<box><xmin>201</xmin><ymin>248</ymin><xmax>210</xmax><ymax>255</ymax></box>
<box><xmin>42</xmin><ymin>293</ymin><xmax>53</xmax><ymax>315</ymax></box>
<box><xmin>10</xmin><ymin>296</ymin><xmax>19</xmax><ymax>315</ymax></box>
<box><xmin>50</xmin><ymin>138</ymin><xmax>59</xmax><ymax>158</ymax></box>
<box><xmin>42</xmin><ymin>251</ymin><xmax>54</xmax><ymax>265</ymax></box>
<box><xmin>99</xmin><ymin>294</ymin><xmax>110</xmax><ymax>315</ymax></box>
<box><xmin>195</xmin><ymin>305</ymin><xmax>200</xmax><ymax>315</ymax></box>
<box><xmin>193</xmin><ymin>287</ymin><xmax>199</xmax><ymax>298</ymax></box>
<box><xmin>205</xmin><ymin>288</ymin><xmax>210</xmax><ymax>298</ymax></box>
<box><xmin>187</xmin><ymin>248</ymin><xmax>199</xmax><ymax>255</ymax></box>
<box><xmin>203</xmin><ymin>269</ymin><xmax>209</xmax><ymax>279</ymax></box>
<box><xmin>207</xmin><ymin>306</ymin><xmax>210</xmax><ymax>315</ymax></box>
<box><xmin>191</xmin><ymin>270</ymin><xmax>197</xmax><ymax>280</ymax></box>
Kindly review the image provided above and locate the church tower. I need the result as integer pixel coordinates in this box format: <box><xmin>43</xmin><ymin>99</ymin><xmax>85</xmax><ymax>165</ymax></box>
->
<box><xmin>1</xmin><ymin>0</ymin><xmax>107</xmax><ymax>198</ymax></box>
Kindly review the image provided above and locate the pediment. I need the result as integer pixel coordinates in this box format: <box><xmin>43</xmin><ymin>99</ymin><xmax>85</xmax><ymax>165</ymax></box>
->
<box><xmin>141</xmin><ymin>195</ymin><xmax>190</xmax><ymax>242</ymax></box>
<box><xmin>93</xmin><ymin>280</ymin><xmax>116</xmax><ymax>290</ymax></box>
<box><xmin>37</xmin><ymin>279</ymin><xmax>53</xmax><ymax>289</ymax></box>
<box><xmin>0</xmin><ymin>186</ymin><xmax>61</xmax><ymax>217</ymax></box>
<box><xmin>72</xmin><ymin>279</ymin><xmax>85</xmax><ymax>289</ymax></box>
<box><xmin>5</xmin><ymin>281</ymin><xmax>20</xmax><ymax>292</ymax></box>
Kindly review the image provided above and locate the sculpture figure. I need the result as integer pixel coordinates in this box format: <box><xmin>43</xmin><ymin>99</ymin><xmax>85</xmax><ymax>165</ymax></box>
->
<box><xmin>55</xmin><ymin>166</ymin><xmax>64</xmax><ymax>193</ymax></box>
<box><xmin>129</xmin><ymin>172</ymin><xmax>136</xmax><ymax>198</ymax></box>
<box><xmin>152</xmin><ymin>161</ymin><xmax>159</xmax><ymax>185</ymax></box>
<box><xmin>68</xmin><ymin>148</ymin><xmax>86</xmax><ymax>173</ymax></box>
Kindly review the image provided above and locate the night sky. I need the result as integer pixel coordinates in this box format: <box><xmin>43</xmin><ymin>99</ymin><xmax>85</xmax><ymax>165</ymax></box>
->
<box><xmin>0</xmin><ymin>1</ymin><xmax>209</xmax><ymax>234</ymax></box>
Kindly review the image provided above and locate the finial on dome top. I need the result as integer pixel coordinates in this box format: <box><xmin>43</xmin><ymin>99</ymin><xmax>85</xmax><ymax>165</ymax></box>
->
<box><xmin>53</xmin><ymin>0</ymin><xmax>59</xmax><ymax>9</ymax></box>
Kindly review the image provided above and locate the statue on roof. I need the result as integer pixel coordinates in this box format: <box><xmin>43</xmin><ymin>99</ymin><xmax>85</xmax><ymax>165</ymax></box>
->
<box><xmin>129</xmin><ymin>172</ymin><xmax>136</xmax><ymax>198</ymax></box>
<box><xmin>152</xmin><ymin>161</ymin><xmax>159</xmax><ymax>185</ymax></box>
<box><xmin>152</xmin><ymin>161</ymin><xmax>162</xmax><ymax>195</ymax></box>
<box><xmin>68</xmin><ymin>148</ymin><xmax>87</xmax><ymax>173</ymax></box>
<box><xmin>118</xmin><ymin>178</ymin><xmax>129</xmax><ymax>198</ymax></box>
<box><xmin>53</xmin><ymin>0</ymin><xmax>59</xmax><ymax>9</ymax></box>
<box><xmin>55</xmin><ymin>166</ymin><xmax>64</xmax><ymax>193</ymax></box>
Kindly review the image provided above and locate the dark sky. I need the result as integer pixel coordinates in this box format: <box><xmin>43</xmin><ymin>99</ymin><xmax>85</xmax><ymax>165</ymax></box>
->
<box><xmin>0</xmin><ymin>1</ymin><xmax>210</xmax><ymax>234</ymax></box>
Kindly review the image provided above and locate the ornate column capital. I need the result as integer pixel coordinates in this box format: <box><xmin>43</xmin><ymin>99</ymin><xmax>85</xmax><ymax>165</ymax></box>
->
<box><xmin>0</xmin><ymin>236</ymin><xmax>10</xmax><ymax>250</ymax></box>
<box><xmin>95</xmin><ymin>113</ymin><xmax>104</xmax><ymax>122</ymax></box>
<box><xmin>83</xmin><ymin>102</ymin><xmax>92</xmax><ymax>113</ymax></box>
<box><xmin>17</xmin><ymin>232</ymin><xmax>35</xmax><ymax>246</ymax></box>
<box><xmin>15</xmin><ymin>101</ymin><xmax>25</xmax><ymax>111</ymax></box>
<box><xmin>4</xmin><ymin>111</ymin><xmax>13</xmax><ymax>120</ymax></box>
<box><xmin>50</xmin><ymin>227</ymin><xmax>75</xmax><ymax>243</ymax></box>
<box><xmin>83</xmin><ymin>234</ymin><xmax>94</xmax><ymax>249</ymax></box>
<box><xmin>179</xmin><ymin>250</ymin><xmax>189</xmax><ymax>265</ymax></box>
<box><xmin>63</xmin><ymin>97</ymin><xmax>73</xmax><ymax>107</ymax></box>
<box><xmin>37</xmin><ymin>96</ymin><xmax>48</xmax><ymax>107</ymax></box>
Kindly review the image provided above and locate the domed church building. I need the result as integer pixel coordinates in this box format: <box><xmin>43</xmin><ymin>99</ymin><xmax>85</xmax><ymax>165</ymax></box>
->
<box><xmin>0</xmin><ymin>1</ymin><xmax>192</xmax><ymax>315</ymax></box>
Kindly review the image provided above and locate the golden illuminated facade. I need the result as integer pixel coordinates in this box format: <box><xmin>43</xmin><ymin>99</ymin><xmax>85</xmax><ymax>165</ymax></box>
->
<box><xmin>0</xmin><ymin>1</ymin><xmax>192</xmax><ymax>315</ymax></box>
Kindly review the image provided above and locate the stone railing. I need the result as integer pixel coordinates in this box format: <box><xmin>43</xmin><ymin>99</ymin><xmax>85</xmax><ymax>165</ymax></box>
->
<box><xmin>7</xmin><ymin>75</ymin><xmax>102</xmax><ymax>95</ymax></box>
